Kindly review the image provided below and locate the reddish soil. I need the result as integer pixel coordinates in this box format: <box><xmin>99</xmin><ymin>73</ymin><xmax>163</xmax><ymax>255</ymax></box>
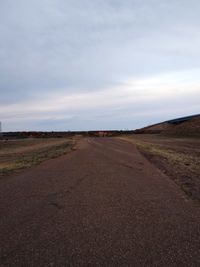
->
<box><xmin>164</xmin><ymin>117</ymin><xmax>200</xmax><ymax>137</ymax></box>
<box><xmin>0</xmin><ymin>138</ymin><xmax>200</xmax><ymax>266</ymax></box>
<box><xmin>135</xmin><ymin>115</ymin><xmax>200</xmax><ymax>137</ymax></box>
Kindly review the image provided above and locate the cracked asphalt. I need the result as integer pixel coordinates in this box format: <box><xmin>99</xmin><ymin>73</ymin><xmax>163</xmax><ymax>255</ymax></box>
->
<box><xmin>0</xmin><ymin>138</ymin><xmax>200</xmax><ymax>266</ymax></box>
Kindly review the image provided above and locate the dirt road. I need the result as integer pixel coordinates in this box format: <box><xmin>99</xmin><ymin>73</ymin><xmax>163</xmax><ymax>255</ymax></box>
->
<box><xmin>0</xmin><ymin>138</ymin><xmax>200</xmax><ymax>266</ymax></box>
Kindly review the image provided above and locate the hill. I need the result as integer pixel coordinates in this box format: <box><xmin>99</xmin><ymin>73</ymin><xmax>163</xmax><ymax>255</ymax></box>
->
<box><xmin>134</xmin><ymin>114</ymin><xmax>200</xmax><ymax>137</ymax></box>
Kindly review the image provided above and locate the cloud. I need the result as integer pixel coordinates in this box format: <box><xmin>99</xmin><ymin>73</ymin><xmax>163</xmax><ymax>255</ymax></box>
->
<box><xmin>0</xmin><ymin>0</ymin><xmax>200</xmax><ymax>130</ymax></box>
<box><xmin>1</xmin><ymin>69</ymin><xmax>199</xmax><ymax>131</ymax></box>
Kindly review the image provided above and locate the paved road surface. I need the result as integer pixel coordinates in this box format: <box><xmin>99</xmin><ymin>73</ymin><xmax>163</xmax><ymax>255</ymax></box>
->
<box><xmin>0</xmin><ymin>138</ymin><xmax>200</xmax><ymax>266</ymax></box>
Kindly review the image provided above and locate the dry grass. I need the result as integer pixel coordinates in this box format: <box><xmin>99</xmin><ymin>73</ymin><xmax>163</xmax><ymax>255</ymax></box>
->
<box><xmin>119</xmin><ymin>135</ymin><xmax>200</xmax><ymax>172</ymax></box>
<box><xmin>119</xmin><ymin>134</ymin><xmax>200</xmax><ymax>201</ymax></box>
<box><xmin>135</xmin><ymin>142</ymin><xmax>199</xmax><ymax>174</ymax></box>
<box><xmin>0</xmin><ymin>138</ymin><xmax>76</xmax><ymax>176</ymax></box>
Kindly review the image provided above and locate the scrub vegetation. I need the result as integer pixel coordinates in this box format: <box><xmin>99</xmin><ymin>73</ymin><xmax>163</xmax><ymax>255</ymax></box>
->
<box><xmin>120</xmin><ymin>134</ymin><xmax>200</xmax><ymax>202</ymax></box>
<box><xmin>0</xmin><ymin>138</ymin><xmax>76</xmax><ymax>176</ymax></box>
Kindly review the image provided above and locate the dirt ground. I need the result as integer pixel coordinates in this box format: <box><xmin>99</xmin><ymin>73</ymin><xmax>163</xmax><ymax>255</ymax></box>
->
<box><xmin>119</xmin><ymin>134</ymin><xmax>200</xmax><ymax>202</ymax></box>
<box><xmin>0</xmin><ymin>138</ymin><xmax>75</xmax><ymax>176</ymax></box>
<box><xmin>1</xmin><ymin>137</ymin><xmax>200</xmax><ymax>266</ymax></box>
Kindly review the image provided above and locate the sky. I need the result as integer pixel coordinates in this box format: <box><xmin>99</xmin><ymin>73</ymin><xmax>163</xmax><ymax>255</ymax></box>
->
<box><xmin>0</xmin><ymin>0</ymin><xmax>200</xmax><ymax>131</ymax></box>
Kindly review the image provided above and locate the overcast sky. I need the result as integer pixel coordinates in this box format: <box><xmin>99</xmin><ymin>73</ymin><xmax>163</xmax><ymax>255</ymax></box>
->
<box><xmin>0</xmin><ymin>0</ymin><xmax>200</xmax><ymax>131</ymax></box>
